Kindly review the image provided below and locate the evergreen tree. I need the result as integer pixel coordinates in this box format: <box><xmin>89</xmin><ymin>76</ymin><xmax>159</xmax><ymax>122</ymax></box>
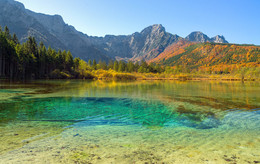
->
<box><xmin>65</xmin><ymin>51</ymin><xmax>74</xmax><ymax>71</ymax></box>
<box><xmin>155</xmin><ymin>64</ymin><xmax>162</xmax><ymax>73</ymax></box>
<box><xmin>148</xmin><ymin>63</ymin><xmax>155</xmax><ymax>73</ymax></box>
<box><xmin>38</xmin><ymin>42</ymin><xmax>47</xmax><ymax>77</ymax></box>
<box><xmin>61</xmin><ymin>50</ymin><xmax>67</xmax><ymax>70</ymax></box>
<box><xmin>12</xmin><ymin>34</ymin><xmax>19</xmax><ymax>44</ymax></box>
<box><xmin>127</xmin><ymin>61</ymin><xmax>134</xmax><ymax>72</ymax></box>
<box><xmin>134</xmin><ymin>62</ymin><xmax>140</xmax><ymax>72</ymax></box>
<box><xmin>88</xmin><ymin>59</ymin><xmax>92</xmax><ymax>67</ymax></box>
<box><xmin>113</xmin><ymin>60</ymin><xmax>119</xmax><ymax>71</ymax></box>
<box><xmin>140</xmin><ymin>60</ymin><xmax>148</xmax><ymax>71</ymax></box>
<box><xmin>56</xmin><ymin>50</ymin><xmax>63</xmax><ymax>70</ymax></box>
<box><xmin>118</xmin><ymin>60</ymin><xmax>125</xmax><ymax>72</ymax></box>
<box><xmin>100</xmin><ymin>61</ymin><xmax>107</xmax><ymax>70</ymax></box>
<box><xmin>74</xmin><ymin>57</ymin><xmax>81</xmax><ymax>70</ymax></box>
<box><xmin>4</xmin><ymin>26</ymin><xmax>11</xmax><ymax>40</ymax></box>
<box><xmin>108</xmin><ymin>60</ymin><xmax>114</xmax><ymax>69</ymax></box>
<box><xmin>138</xmin><ymin>66</ymin><xmax>144</xmax><ymax>73</ymax></box>
<box><xmin>92</xmin><ymin>59</ymin><xmax>97</xmax><ymax>70</ymax></box>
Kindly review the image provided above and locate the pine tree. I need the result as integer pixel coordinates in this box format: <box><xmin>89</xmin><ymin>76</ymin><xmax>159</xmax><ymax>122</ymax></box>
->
<box><xmin>88</xmin><ymin>59</ymin><xmax>92</xmax><ymax>66</ymax></box>
<box><xmin>108</xmin><ymin>60</ymin><xmax>114</xmax><ymax>69</ymax></box>
<box><xmin>118</xmin><ymin>61</ymin><xmax>123</xmax><ymax>72</ymax></box>
<box><xmin>12</xmin><ymin>33</ymin><xmax>19</xmax><ymax>44</ymax></box>
<box><xmin>92</xmin><ymin>59</ymin><xmax>97</xmax><ymax>70</ymax></box>
<box><xmin>4</xmin><ymin>26</ymin><xmax>11</xmax><ymax>40</ymax></box>
<box><xmin>65</xmin><ymin>51</ymin><xmax>74</xmax><ymax>71</ymax></box>
<box><xmin>113</xmin><ymin>60</ymin><xmax>119</xmax><ymax>71</ymax></box>
<box><xmin>134</xmin><ymin>62</ymin><xmax>140</xmax><ymax>72</ymax></box>
<box><xmin>127</xmin><ymin>61</ymin><xmax>134</xmax><ymax>72</ymax></box>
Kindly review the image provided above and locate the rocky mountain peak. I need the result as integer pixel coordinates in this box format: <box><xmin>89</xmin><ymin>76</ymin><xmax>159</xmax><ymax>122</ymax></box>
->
<box><xmin>185</xmin><ymin>31</ymin><xmax>210</xmax><ymax>42</ymax></box>
<box><xmin>211</xmin><ymin>35</ymin><xmax>228</xmax><ymax>43</ymax></box>
<box><xmin>1</xmin><ymin>0</ymin><xmax>25</xmax><ymax>9</ymax></box>
<box><xmin>141</xmin><ymin>24</ymin><xmax>165</xmax><ymax>35</ymax></box>
<box><xmin>185</xmin><ymin>31</ymin><xmax>228</xmax><ymax>43</ymax></box>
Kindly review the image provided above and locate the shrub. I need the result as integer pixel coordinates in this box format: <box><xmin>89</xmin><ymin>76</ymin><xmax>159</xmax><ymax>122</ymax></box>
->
<box><xmin>100</xmin><ymin>72</ymin><xmax>113</xmax><ymax>80</ymax></box>
<box><xmin>49</xmin><ymin>69</ymin><xmax>71</xmax><ymax>79</ymax></box>
<box><xmin>113</xmin><ymin>73</ymin><xmax>137</xmax><ymax>81</ymax></box>
<box><xmin>80</xmin><ymin>71</ymin><xmax>96</xmax><ymax>79</ymax></box>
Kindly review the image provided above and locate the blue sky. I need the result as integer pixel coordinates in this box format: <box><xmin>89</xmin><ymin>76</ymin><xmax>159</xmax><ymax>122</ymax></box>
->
<box><xmin>16</xmin><ymin>0</ymin><xmax>260</xmax><ymax>45</ymax></box>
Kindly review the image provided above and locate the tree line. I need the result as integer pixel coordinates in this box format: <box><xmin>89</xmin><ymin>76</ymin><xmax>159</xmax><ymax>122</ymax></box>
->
<box><xmin>85</xmin><ymin>59</ymin><xmax>163</xmax><ymax>73</ymax></box>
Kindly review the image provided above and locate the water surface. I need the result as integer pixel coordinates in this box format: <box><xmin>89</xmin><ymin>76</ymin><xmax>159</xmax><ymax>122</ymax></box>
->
<box><xmin>0</xmin><ymin>80</ymin><xmax>259</xmax><ymax>163</ymax></box>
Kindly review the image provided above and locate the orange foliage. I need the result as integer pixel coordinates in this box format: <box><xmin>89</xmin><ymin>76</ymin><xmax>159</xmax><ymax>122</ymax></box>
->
<box><xmin>153</xmin><ymin>41</ymin><xmax>259</xmax><ymax>73</ymax></box>
<box><xmin>149</xmin><ymin>40</ymin><xmax>195</xmax><ymax>63</ymax></box>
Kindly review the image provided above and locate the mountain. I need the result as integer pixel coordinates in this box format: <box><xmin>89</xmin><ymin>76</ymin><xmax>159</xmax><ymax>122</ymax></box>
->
<box><xmin>92</xmin><ymin>24</ymin><xmax>181</xmax><ymax>61</ymax></box>
<box><xmin>211</xmin><ymin>35</ymin><xmax>228</xmax><ymax>43</ymax></box>
<box><xmin>185</xmin><ymin>31</ymin><xmax>228</xmax><ymax>43</ymax></box>
<box><xmin>0</xmin><ymin>0</ymin><xmax>65</xmax><ymax>49</ymax></box>
<box><xmin>0</xmin><ymin>0</ymin><xmax>229</xmax><ymax>62</ymax></box>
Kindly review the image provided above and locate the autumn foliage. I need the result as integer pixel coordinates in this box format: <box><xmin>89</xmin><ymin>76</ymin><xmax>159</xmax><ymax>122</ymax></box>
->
<box><xmin>149</xmin><ymin>41</ymin><xmax>259</xmax><ymax>74</ymax></box>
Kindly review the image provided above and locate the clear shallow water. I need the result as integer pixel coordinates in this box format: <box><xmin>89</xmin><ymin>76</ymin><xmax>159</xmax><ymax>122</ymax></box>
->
<box><xmin>0</xmin><ymin>80</ymin><xmax>259</xmax><ymax>163</ymax></box>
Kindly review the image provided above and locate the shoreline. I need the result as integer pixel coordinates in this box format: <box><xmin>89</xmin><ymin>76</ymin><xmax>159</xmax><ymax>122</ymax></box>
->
<box><xmin>1</xmin><ymin>74</ymin><xmax>259</xmax><ymax>82</ymax></box>
<box><xmin>136</xmin><ymin>77</ymin><xmax>258</xmax><ymax>81</ymax></box>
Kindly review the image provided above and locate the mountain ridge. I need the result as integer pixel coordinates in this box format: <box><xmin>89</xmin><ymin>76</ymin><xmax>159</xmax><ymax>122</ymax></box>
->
<box><xmin>0</xmin><ymin>0</ymin><xmax>229</xmax><ymax>62</ymax></box>
<box><xmin>185</xmin><ymin>31</ymin><xmax>228</xmax><ymax>43</ymax></box>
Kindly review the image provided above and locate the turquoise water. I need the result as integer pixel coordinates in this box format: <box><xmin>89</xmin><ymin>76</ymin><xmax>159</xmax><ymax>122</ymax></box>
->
<box><xmin>0</xmin><ymin>97</ymin><xmax>224</xmax><ymax>129</ymax></box>
<box><xmin>0</xmin><ymin>80</ymin><xmax>259</xmax><ymax>163</ymax></box>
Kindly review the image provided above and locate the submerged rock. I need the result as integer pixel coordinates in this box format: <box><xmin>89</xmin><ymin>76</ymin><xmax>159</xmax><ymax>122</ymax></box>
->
<box><xmin>196</xmin><ymin>117</ymin><xmax>221</xmax><ymax>129</ymax></box>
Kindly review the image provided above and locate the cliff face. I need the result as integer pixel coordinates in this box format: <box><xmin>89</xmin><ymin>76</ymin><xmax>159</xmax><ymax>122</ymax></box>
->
<box><xmin>92</xmin><ymin>24</ymin><xmax>181</xmax><ymax>61</ymax></box>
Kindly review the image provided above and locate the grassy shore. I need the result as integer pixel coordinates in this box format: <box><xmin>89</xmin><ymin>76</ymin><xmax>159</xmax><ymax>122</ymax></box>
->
<box><xmin>87</xmin><ymin>70</ymin><xmax>259</xmax><ymax>81</ymax></box>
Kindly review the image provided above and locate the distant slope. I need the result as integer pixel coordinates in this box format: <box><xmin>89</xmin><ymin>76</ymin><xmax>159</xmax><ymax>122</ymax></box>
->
<box><xmin>149</xmin><ymin>40</ymin><xmax>196</xmax><ymax>63</ymax></box>
<box><xmin>150</xmin><ymin>41</ymin><xmax>260</xmax><ymax>71</ymax></box>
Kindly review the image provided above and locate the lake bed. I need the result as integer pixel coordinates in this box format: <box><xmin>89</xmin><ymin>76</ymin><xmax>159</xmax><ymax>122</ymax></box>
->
<box><xmin>0</xmin><ymin>80</ymin><xmax>259</xmax><ymax>163</ymax></box>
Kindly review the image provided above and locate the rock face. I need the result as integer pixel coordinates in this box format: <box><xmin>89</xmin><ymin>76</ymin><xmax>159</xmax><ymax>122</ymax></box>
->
<box><xmin>186</xmin><ymin>31</ymin><xmax>228</xmax><ymax>43</ymax></box>
<box><xmin>185</xmin><ymin>31</ymin><xmax>211</xmax><ymax>43</ymax></box>
<box><xmin>211</xmin><ymin>35</ymin><xmax>228</xmax><ymax>43</ymax></box>
<box><xmin>93</xmin><ymin>24</ymin><xmax>181</xmax><ymax>61</ymax></box>
<box><xmin>0</xmin><ymin>0</ymin><xmax>228</xmax><ymax>62</ymax></box>
<box><xmin>0</xmin><ymin>0</ymin><xmax>65</xmax><ymax>49</ymax></box>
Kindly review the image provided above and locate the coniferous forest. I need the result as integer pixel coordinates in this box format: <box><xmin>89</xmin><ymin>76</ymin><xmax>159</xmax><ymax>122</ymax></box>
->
<box><xmin>0</xmin><ymin>26</ymin><xmax>74</xmax><ymax>79</ymax></box>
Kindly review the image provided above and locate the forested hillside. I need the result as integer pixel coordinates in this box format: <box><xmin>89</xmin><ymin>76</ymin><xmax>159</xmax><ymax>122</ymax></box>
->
<box><xmin>151</xmin><ymin>41</ymin><xmax>260</xmax><ymax>74</ymax></box>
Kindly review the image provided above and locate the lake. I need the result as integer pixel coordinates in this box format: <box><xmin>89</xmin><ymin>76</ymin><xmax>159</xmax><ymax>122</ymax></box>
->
<box><xmin>0</xmin><ymin>80</ymin><xmax>259</xmax><ymax>163</ymax></box>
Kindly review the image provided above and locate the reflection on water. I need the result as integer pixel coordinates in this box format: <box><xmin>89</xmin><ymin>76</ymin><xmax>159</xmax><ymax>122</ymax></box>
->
<box><xmin>0</xmin><ymin>80</ymin><xmax>259</xmax><ymax>163</ymax></box>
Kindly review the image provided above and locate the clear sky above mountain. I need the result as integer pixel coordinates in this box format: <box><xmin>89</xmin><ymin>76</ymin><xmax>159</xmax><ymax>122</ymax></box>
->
<box><xmin>15</xmin><ymin>0</ymin><xmax>260</xmax><ymax>45</ymax></box>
